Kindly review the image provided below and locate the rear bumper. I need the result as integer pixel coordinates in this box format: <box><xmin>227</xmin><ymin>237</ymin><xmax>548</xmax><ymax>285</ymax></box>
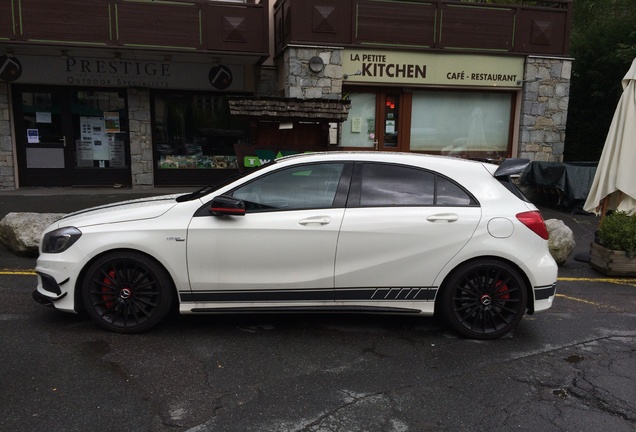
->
<box><xmin>531</xmin><ymin>282</ymin><xmax>557</xmax><ymax>313</ymax></box>
<box><xmin>534</xmin><ymin>283</ymin><xmax>557</xmax><ymax>300</ymax></box>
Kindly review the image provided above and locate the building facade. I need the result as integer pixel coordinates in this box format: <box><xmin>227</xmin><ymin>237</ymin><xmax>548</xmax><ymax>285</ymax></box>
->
<box><xmin>0</xmin><ymin>0</ymin><xmax>573</xmax><ymax>190</ymax></box>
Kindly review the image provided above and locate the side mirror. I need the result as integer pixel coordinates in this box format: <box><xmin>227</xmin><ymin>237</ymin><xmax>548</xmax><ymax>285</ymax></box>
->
<box><xmin>209</xmin><ymin>195</ymin><xmax>246</xmax><ymax>216</ymax></box>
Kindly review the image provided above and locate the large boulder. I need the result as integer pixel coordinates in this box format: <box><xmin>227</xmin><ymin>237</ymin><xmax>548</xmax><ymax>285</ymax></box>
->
<box><xmin>545</xmin><ymin>218</ymin><xmax>575</xmax><ymax>265</ymax></box>
<box><xmin>0</xmin><ymin>212</ymin><xmax>65</xmax><ymax>257</ymax></box>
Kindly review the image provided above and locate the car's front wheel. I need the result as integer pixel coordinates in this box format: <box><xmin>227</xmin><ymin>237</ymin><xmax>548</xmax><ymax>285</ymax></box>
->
<box><xmin>82</xmin><ymin>251</ymin><xmax>174</xmax><ymax>333</ymax></box>
<box><xmin>440</xmin><ymin>259</ymin><xmax>527</xmax><ymax>339</ymax></box>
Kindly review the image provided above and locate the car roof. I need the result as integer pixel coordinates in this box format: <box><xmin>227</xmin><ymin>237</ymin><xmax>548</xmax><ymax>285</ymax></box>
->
<box><xmin>276</xmin><ymin>151</ymin><xmax>488</xmax><ymax>166</ymax></box>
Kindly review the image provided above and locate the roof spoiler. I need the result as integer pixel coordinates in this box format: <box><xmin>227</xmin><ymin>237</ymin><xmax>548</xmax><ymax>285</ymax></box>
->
<box><xmin>493</xmin><ymin>158</ymin><xmax>530</xmax><ymax>179</ymax></box>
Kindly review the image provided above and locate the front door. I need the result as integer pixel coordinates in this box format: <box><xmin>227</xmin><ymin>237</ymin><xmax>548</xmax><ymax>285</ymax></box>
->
<box><xmin>13</xmin><ymin>85</ymin><xmax>131</xmax><ymax>187</ymax></box>
<box><xmin>14</xmin><ymin>87</ymin><xmax>71</xmax><ymax>186</ymax></box>
<box><xmin>186</xmin><ymin>162</ymin><xmax>349</xmax><ymax>303</ymax></box>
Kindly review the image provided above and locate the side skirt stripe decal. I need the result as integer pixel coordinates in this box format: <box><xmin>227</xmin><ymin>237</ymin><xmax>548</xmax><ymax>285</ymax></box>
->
<box><xmin>180</xmin><ymin>287</ymin><xmax>438</xmax><ymax>303</ymax></box>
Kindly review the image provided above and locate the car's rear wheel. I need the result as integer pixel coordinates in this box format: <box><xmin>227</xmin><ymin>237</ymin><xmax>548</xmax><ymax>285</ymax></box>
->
<box><xmin>440</xmin><ymin>259</ymin><xmax>527</xmax><ymax>339</ymax></box>
<box><xmin>82</xmin><ymin>251</ymin><xmax>174</xmax><ymax>333</ymax></box>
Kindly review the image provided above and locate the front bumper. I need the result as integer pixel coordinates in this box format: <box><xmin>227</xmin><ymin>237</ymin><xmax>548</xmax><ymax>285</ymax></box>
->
<box><xmin>33</xmin><ymin>268</ymin><xmax>78</xmax><ymax>313</ymax></box>
<box><xmin>32</xmin><ymin>271</ymin><xmax>68</xmax><ymax>307</ymax></box>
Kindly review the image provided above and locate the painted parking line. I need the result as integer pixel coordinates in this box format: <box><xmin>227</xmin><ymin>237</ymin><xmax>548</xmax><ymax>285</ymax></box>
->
<box><xmin>555</xmin><ymin>293</ymin><xmax>605</xmax><ymax>307</ymax></box>
<box><xmin>0</xmin><ymin>270</ymin><xmax>37</xmax><ymax>275</ymax></box>
<box><xmin>558</xmin><ymin>276</ymin><xmax>636</xmax><ymax>288</ymax></box>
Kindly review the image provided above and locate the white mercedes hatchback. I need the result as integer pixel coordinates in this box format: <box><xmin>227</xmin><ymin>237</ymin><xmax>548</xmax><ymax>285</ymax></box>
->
<box><xmin>33</xmin><ymin>152</ymin><xmax>557</xmax><ymax>339</ymax></box>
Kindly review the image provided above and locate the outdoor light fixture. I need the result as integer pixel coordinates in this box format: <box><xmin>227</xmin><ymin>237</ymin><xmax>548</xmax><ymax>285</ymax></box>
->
<box><xmin>516</xmin><ymin>76</ymin><xmax>542</xmax><ymax>85</ymax></box>
<box><xmin>60</xmin><ymin>50</ymin><xmax>68</xmax><ymax>60</ymax></box>
<box><xmin>343</xmin><ymin>70</ymin><xmax>362</xmax><ymax>79</ymax></box>
<box><xmin>308</xmin><ymin>56</ymin><xmax>324</xmax><ymax>73</ymax></box>
<box><xmin>163</xmin><ymin>55</ymin><xmax>172</xmax><ymax>65</ymax></box>
<box><xmin>114</xmin><ymin>52</ymin><xmax>122</xmax><ymax>64</ymax></box>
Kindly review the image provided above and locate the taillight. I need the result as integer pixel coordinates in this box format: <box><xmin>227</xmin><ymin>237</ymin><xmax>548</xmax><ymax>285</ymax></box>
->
<box><xmin>516</xmin><ymin>211</ymin><xmax>549</xmax><ymax>240</ymax></box>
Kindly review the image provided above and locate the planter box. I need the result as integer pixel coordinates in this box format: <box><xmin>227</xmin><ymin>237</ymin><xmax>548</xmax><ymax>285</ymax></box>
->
<box><xmin>589</xmin><ymin>242</ymin><xmax>636</xmax><ymax>277</ymax></box>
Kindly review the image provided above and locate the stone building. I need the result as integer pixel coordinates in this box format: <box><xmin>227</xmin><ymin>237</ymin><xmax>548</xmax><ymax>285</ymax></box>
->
<box><xmin>0</xmin><ymin>0</ymin><xmax>573</xmax><ymax>190</ymax></box>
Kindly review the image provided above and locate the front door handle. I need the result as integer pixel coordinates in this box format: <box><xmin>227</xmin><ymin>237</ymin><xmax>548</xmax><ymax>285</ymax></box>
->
<box><xmin>426</xmin><ymin>213</ymin><xmax>459</xmax><ymax>223</ymax></box>
<box><xmin>59</xmin><ymin>136</ymin><xmax>66</xmax><ymax>147</ymax></box>
<box><xmin>299</xmin><ymin>216</ymin><xmax>331</xmax><ymax>226</ymax></box>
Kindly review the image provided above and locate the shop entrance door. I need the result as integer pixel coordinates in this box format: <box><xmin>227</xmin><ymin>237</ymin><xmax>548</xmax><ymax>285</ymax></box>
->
<box><xmin>339</xmin><ymin>91</ymin><xmax>410</xmax><ymax>151</ymax></box>
<box><xmin>14</xmin><ymin>87</ymin><xmax>71</xmax><ymax>186</ymax></box>
<box><xmin>13</xmin><ymin>85</ymin><xmax>131</xmax><ymax>187</ymax></box>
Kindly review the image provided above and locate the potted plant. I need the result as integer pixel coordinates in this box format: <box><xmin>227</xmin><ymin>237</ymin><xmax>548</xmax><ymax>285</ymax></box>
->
<box><xmin>589</xmin><ymin>211</ymin><xmax>636</xmax><ymax>276</ymax></box>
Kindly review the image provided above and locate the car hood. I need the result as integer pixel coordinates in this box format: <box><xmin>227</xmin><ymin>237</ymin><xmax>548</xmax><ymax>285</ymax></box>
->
<box><xmin>53</xmin><ymin>194</ymin><xmax>182</xmax><ymax>229</ymax></box>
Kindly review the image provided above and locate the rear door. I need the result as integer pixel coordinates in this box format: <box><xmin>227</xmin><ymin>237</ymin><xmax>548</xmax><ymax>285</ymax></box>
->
<box><xmin>334</xmin><ymin>162</ymin><xmax>482</xmax><ymax>298</ymax></box>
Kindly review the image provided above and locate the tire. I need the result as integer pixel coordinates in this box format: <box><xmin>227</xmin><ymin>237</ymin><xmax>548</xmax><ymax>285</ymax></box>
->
<box><xmin>82</xmin><ymin>251</ymin><xmax>174</xmax><ymax>333</ymax></box>
<box><xmin>440</xmin><ymin>259</ymin><xmax>527</xmax><ymax>339</ymax></box>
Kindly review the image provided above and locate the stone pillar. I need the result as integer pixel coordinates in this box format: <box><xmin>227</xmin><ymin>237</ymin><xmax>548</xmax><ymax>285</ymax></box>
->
<box><xmin>518</xmin><ymin>57</ymin><xmax>572</xmax><ymax>162</ymax></box>
<box><xmin>127</xmin><ymin>88</ymin><xmax>154</xmax><ymax>188</ymax></box>
<box><xmin>278</xmin><ymin>46</ymin><xmax>343</xmax><ymax>99</ymax></box>
<box><xmin>0</xmin><ymin>82</ymin><xmax>16</xmax><ymax>190</ymax></box>
<box><xmin>255</xmin><ymin>65</ymin><xmax>279</xmax><ymax>97</ymax></box>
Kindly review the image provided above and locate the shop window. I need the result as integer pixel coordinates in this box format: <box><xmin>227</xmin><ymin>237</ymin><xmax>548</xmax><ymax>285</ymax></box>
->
<box><xmin>72</xmin><ymin>90</ymin><xmax>128</xmax><ymax>169</ymax></box>
<box><xmin>152</xmin><ymin>93</ymin><xmax>247</xmax><ymax>170</ymax></box>
<box><xmin>410</xmin><ymin>91</ymin><xmax>513</xmax><ymax>159</ymax></box>
<box><xmin>341</xmin><ymin>93</ymin><xmax>376</xmax><ymax>148</ymax></box>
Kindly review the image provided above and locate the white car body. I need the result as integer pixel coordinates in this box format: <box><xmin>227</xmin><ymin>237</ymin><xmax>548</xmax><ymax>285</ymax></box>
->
<box><xmin>34</xmin><ymin>152</ymin><xmax>557</xmax><ymax>338</ymax></box>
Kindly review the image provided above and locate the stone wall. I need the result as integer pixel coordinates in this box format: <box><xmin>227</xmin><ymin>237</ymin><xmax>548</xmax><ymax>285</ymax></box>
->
<box><xmin>0</xmin><ymin>83</ymin><xmax>15</xmax><ymax>189</ymax></box>
<box><xmin>255</xmin><ymin>65</ymin><xmax>279</xmax><ymax>97</ymax></box>
<box><xmin>518</xmin><ymin>57</ymin><xmax>572</xmax><ymax>162</ymax></box>
<box><xmin>127</xmin><ymin>88</ymin><xmax>154</xmax><ymax>188</ymax></box>
<box><xmin>278</xmin><ymin>47</ymin><xmax>343</xmax><ymax>99</ymax></box>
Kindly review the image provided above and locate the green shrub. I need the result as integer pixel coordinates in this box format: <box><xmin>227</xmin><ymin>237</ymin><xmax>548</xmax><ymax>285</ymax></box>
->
<box><xmin>597</xmin><ymin>211</ymin><xmax>636</xmax><ymax>258</ymax></box>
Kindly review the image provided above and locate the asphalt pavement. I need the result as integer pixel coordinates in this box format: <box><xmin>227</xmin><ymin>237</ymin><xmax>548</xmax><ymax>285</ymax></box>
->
<box><xmin>1</xmin><ymin>188</ymin><xmax>634</xmax><ymax>432</ymax></box>
<box><xmin>0</xmin><ymin>186</ymin><xmax>603</xmax><ymax>279</ymax></box>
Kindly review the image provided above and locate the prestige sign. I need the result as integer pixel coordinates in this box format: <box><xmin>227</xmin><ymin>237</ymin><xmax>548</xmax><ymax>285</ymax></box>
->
<box><xmin>6</xmin><ymin>54</ymin><xmax>247</xmax><ymax>91</ymax></box>
<box><xmin>64</xmin><ymin>58</ymin><xmax>171</xmax><ymax>86</ymax></box>
<box><xmin>344</xmin><ymin>50</ymin><xmax>524</xmax><ymax>88</ymax></box>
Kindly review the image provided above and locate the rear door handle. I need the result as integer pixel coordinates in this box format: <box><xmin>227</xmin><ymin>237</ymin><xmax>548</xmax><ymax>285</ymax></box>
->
<box><xmin>426</xmin><ymin>213</ymin><xmax>459</xmax><ymax>223</ymax></box>
<box><xmin>299</xmin><ymin>216</ymin><xmax>331</xmax><ymax>226</ymax></box>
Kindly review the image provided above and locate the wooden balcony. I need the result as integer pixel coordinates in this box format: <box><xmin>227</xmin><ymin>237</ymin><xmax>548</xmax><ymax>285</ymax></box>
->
<box><xmin>274</xmin><ymin>0</ymin><xmax>572</xmax><ymax>57</ymax></box>
<box><xmin>0</xmin><ymin>0</ymin><xmax>269</xmax><ymax>59</ymax></box>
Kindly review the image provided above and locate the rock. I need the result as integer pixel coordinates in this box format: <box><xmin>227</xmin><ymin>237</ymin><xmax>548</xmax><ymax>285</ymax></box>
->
<box><xmin>545</xmin><ymin>218</ymin><xmax>575</xmax><ymax>265</ymax></box>
<box><xmin>0</xmin><ymin>212</ymin><xmax>65</xmax><ymax>257</ymax></box>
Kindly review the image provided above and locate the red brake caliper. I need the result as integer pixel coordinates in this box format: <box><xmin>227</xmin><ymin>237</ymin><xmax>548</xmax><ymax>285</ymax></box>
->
<box><xmin>102</xmin><ymin>270</ymin><xmax>116</xmax><ymax>308</ymax></box>
<box><xmin>495</xmin><ymin>281</ymin><xmax>510</xmax><ymax>300</ymax></box>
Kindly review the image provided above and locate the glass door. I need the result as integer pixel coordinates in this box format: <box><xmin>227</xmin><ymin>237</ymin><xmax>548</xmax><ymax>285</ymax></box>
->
<box><xmin>13</xmin><ymin>85</ymin><xmax>131</xmax><ymax>187</ymax></box>
<box><xmin>340</xmin><ymin>91</ymin><xmax>405</xmax><ymax>151</ymax></box>
<box><xmin>15</xmin><ymin>87</ymin><xmax>72</xmax><ymax>186</ymax></box>
<box><xmin>378</xmin><ymin>93</ymin><xmax>400</xmax><ymax>150</ymax></box>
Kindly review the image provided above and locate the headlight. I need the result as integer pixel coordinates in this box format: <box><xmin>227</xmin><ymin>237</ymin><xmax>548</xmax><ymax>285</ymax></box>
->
<box><xmin>42</xmin><ymin>227</ymin><xmax>82</xmax><ymax>253</ymax></box>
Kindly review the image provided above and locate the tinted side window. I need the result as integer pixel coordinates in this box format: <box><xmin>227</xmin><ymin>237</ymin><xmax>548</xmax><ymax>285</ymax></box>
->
<box><xmin>360</xmin><ymin>164</ymin><xmax>435</xmax><ymax>206</ymax></box>
<box><xmin>232</xmin><ymin>163</ymin><xmax>345</xmax><ymax>211</ymax></box>
<box><xmin>436</xmin><ymin>176</ymin><xmax>474</xmax><ymax>206</ymax></box>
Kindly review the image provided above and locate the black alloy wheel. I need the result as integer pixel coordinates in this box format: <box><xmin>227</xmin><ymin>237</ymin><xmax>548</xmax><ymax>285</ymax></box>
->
<box><xmin>441</xmin><ymin>259</ymin><xmax>527</xmax><ymax>339</ymax></box>
<box><xmin>82</xmin><ymin>251</ymin><xmax>174</xmax><ymax>333</ymax></box>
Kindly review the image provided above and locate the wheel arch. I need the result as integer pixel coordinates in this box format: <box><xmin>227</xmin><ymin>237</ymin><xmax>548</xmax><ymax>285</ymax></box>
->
<box><xmin>74</xmin><ymin>248</ymin><xmax>179</xmax><ymax>315</ymax></box>
<box><xmin>434</xmin><ymin>255</ymin><xmax>534</xmax><ymax>315</ymax></box>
